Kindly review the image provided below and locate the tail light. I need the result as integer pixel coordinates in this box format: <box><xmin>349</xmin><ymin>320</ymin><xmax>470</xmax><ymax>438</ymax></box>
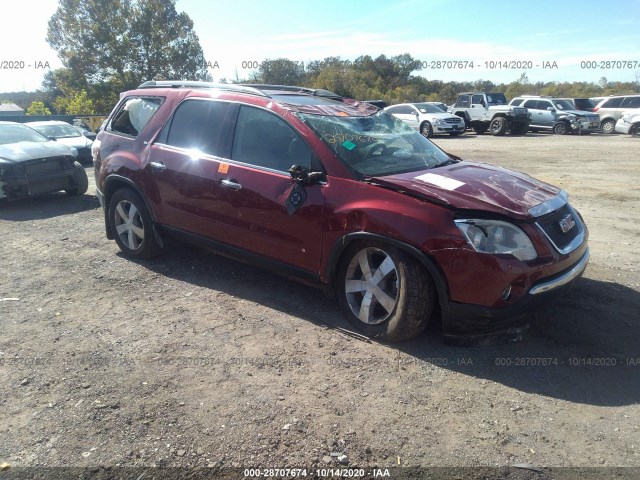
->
<box><xmin>593</xmin><ymin>106</ymin><xmax>600</xmax><ymax>112</ymax></box>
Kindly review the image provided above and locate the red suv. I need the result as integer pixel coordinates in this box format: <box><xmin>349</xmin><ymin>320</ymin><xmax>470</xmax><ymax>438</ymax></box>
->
<box><xmin>93</xmin><ymin>81</ymin><xmax>589</xmax><ymax>343</ymax></box>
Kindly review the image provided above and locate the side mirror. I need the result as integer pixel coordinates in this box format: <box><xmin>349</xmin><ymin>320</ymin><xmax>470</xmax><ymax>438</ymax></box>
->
<box><xmin>47</xmin><ymin>136</ymin><xmax>57</xmax><ymax>141</ymax></box>
<box><xmin>547</xmin><ymin>107</ymin><xmax>555</xmax><ymax>111</ymax></box>
<box><xmin>289</xmin><ymin>165</ymin><xmax>323</xmax><ymax>185</ymax></box>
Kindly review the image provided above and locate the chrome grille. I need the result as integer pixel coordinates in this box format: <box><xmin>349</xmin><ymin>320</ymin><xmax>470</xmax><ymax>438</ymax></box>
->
<box><xmin>536</xmin><ymin>204</ymin><xmax>584</xmax><ymax>254</ymax></box>
<box><xmin>444</xmin><ymin>118</ymin><xmax>462</xmax><ymax>124</ymax></box>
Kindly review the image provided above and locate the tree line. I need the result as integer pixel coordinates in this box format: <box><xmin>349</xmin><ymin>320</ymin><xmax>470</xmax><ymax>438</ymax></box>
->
<box><xmin>1</xmin><ymin>0</ymin><xmax>639</xmax><ymax>115</ymax></box>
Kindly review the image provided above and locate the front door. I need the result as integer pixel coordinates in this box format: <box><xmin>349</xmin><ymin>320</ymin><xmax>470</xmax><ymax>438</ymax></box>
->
<box><xmin>213</xmin><ymin>105</ymin><xmax>325</xmax><ymax>273</ymax></box>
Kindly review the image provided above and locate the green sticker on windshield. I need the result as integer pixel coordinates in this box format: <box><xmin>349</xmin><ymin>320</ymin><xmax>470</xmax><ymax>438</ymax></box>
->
<box><xmin>342</xmin><ymin>140</ymin><xmax>357</xmax><ymax>150</ymax></box>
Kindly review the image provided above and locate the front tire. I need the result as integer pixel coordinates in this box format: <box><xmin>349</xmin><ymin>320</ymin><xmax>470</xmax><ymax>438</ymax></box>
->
<box><xmin>108</xmin><ymin>188</ymin><xmax>162</xmax><ymax>259</ymax></box>
<box><xmin>553</xmin><ymin>121</ymin><xmax>570</xmax><ymax>135</ymax></box>
<box><xmin>65</xmin><ymin>162</ymin><xmax>89</xmax><ymax>196</ymax></box>
<box><xmin>601</xmin><ymin>119</ymin><xmax>616</xmax><ymax>134</ymax></box>
<box><xmin>490</xmin><ymin>117</ymin><xmax>508</xmax><ymax>136</ymax></box>
<box><xmin>631</xmin><ymin>124</ymin><xmax>640</xmax><ymax>137</ymax></box>
<box><xmin>420</xmin><ymin>122</ymin><xmax>433</xmax><ymax>138</ymax></box>
<box><xmin>337</xmin><ymin>242</ymin><xmax>434</xmax><ymax>342</ymax></box>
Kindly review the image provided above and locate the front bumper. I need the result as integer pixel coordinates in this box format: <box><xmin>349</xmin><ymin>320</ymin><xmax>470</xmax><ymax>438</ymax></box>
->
<box><xmin>615</xmin><ymin>118</ymin><xmax>632</xmax><ymax>134</ymax></box>
<box><xmin>0</xmin><ymin>172</ymin><xmax>75</xmax><ymax>200</ymax></box>
<box><xmin>572</xmin><ymin>119</ymin><xmax>600</xmax><ymax>131</ymax></box>
<box><xmin>433</xmin><ymin>123</ymin><xmax>465</xmax><ymax>134</ymax></box>
<box><xmin>442</xmin><ymin>247</ymin><xmax>590</xmax><ymax>345</ymax></box>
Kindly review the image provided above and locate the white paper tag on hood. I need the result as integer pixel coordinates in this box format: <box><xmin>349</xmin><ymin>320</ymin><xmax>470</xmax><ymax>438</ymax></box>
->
<box><xmin>414</xmin><ymin>173</ymin><xmax>464</xmax><ymax>191</ymax></box>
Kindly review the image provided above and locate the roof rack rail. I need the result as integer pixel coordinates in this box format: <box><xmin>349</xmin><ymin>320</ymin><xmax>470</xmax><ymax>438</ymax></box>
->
<box><xmin>238</xmin><ymin>84</ymin><xmax>343</xmax><ymax>100</ymax></box>
<box><xmin>137</xmin><ymin>80</ymin><xmax>268</xmax><ymax>96</ymax></box>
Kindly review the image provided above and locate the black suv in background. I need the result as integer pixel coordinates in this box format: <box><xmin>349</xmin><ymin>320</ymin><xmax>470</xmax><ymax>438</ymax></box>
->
<box><xmin>559</xmin><ymin>98</ymin><xmax>597</xmax><ymax>112</ymax></box>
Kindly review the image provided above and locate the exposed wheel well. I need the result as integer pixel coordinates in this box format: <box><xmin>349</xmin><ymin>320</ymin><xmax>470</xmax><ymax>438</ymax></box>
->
<box><xmin>102</xmin><ymin>176</ymin><xmax>157</xmax><ymax>239</ymax></box>
<box><xmin>326</xmin><ymin>233</ymin><xmax>450</xmax><ymax>319</ymax></box>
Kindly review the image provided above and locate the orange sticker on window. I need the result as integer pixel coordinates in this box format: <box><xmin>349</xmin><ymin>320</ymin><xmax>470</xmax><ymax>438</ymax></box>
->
<box><xmin>218</xmin><ymin>162</ymin><xmax>229</xmax><ymax>174</ymax></box>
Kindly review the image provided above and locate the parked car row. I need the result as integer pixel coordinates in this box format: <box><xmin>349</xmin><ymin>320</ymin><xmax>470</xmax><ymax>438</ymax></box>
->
<box><xmin>379</xmin><ymin>93</ymin><xmax>640</xmax><ymax>138</ymax></box>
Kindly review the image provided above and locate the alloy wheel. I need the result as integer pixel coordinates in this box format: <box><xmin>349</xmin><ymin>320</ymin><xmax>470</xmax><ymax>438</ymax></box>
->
<box><xmin>344</xmin><ymin>247</ymin><xmax>399</xmax><ymax>325</ymax></box>
<box><xmin>114</xmin><ymin>200</ymin><xmax>145</xmax><ymax>251</ymax></box>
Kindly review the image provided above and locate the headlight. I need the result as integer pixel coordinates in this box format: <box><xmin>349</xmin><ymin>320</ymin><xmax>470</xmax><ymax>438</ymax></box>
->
<box><xmin>455</xmin><ymin>219</ymin><xmax>537</xmax><ymax>261</ymax></box>
<box><xmin>69</xmin><ymin>147</ymin><xmax>78</xmax><ymax>158</ymax></box>
<box><xmin>434</xmin><ymin>119</ymin><xmax>445</xmax><ymax>126</ymax></box>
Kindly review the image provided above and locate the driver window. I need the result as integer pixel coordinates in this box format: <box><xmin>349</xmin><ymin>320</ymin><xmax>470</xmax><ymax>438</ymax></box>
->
<box><xmin>232</xmin><ymin>106</ymin><xmax>313</xmax><ymax>172</ymax></box>
<box><xmin>471</xmin><ymin>95</ymin><xmax>485</xmax><ymax>106</ymax></box>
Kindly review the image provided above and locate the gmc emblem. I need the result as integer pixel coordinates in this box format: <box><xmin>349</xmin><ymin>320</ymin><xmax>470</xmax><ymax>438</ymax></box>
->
<box><xmin>559</xmin><ymin>214</ymin><xmax>576</xmax><ymax>233</ymax></box>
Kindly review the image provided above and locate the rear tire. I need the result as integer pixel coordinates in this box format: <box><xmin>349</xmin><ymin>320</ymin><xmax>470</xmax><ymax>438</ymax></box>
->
<box><xmin>449</xmin><ymin>131</ymin><xmax>463</xmax><ymax>136</ymax></box>
<box><xmin>65</xmin><ymin>162</ymin><xmax>89</xmax><ymax>196</ymax></box>
<box><xmin>108</xmin><ymin>188</ymin><xmax>163</xmax><ymax>259</ymax></box>
<box><xmin>472</xmin><ymin>125</ymin><xmax>488</xmax><ymax>135</ymax></box>
<box><xmin>490</xmin><ymin>117</ymin><xmax>508</xmax><ymax>136</ymax></box>
<box><xmin>336</xmin><ymin>242</ymin><xmax>434</xmax><ymax>342</ymax></box>
<box><xmin>631</xmin><ymin>124</ymin><xmax>640</xmax><ymax>137</ymax></box>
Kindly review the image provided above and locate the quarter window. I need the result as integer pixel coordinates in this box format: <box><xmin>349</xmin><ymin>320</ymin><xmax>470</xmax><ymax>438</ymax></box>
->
<box><xmin>231</xmin><ymin>106</ymin><xmax>313</xmax><ymax>172</ymax></box>
<box><xmin>621</xmin><ymin>96</ymin><xmax>640</xmax><ymax>108</ymax></box>
<box><xmin>110</xmin><ymin>97</ymin><xmax>162</xmax><ymax>136</ymax></box>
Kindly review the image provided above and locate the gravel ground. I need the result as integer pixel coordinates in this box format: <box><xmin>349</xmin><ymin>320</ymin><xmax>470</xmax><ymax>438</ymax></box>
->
<box><xmin>1</xmin><ymin>131</ymin><xmax>639</xmax><ymax>479</ymax></box>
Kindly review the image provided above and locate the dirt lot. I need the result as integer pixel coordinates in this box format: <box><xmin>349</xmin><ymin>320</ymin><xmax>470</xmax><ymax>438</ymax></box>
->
<box><xmin>1</xmin><ymin>132</ymin><xmax>639</xmax><ymax>477</ymax></box>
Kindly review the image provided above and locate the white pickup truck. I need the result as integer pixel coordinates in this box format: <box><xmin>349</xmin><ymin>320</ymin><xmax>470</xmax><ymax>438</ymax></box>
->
<box><xmin>449</xmin><ymin>92</ymin><xmax>531</xmax><ymax>136</ymax></box>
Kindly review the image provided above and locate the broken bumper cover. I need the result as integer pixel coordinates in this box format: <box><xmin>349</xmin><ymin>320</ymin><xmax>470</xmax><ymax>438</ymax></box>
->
<box><xmin>443</xmin><ymin>247</ymin><xmax>590</xmax><ymax>344</ymax></box>
<box><xmin>0</xmin><ymin>172</ymin><xmax>74</xmax><ymax>200</ymax></box>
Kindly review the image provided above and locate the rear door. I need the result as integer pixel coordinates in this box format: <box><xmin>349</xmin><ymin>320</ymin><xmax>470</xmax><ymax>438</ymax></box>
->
<box><xmin>212</xmin><ymin>105</ymin><xmax>325</xmax><ymax>273</ymax></box>
<box><xmin>146</xmin><ymin>98</ymin><xmax>233</xmax><ymax>239</ymax></box>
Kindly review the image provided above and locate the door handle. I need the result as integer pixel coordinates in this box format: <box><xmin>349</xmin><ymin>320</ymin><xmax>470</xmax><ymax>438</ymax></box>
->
<box><xmin>149</xmin><ymin>161</ymin><xmax>166</xmax><ymax>171</ymax></box>
<box><xmin>221</xmin><ymin>179</ymin><xmax>242</xmax><ymax>191</ymax></box>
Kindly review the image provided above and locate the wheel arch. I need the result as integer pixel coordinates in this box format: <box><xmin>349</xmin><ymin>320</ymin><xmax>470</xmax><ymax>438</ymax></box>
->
<box><xmin>102</xmin><ymin>175</ymin><xmax>158</xmax><ymax>240</ymax></box>
<box><xmin>324</xmin><ymin>232</ymin><xmax>450</xmax><ymax>320</ymax></box>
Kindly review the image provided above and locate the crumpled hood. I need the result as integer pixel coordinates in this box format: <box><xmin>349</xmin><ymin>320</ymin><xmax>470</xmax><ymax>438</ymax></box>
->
<box><xmin>561</xmin><ymin>109</ymin><xmax>596</xmax><ymax>117</ymax></box>
<box><xmin>371</xmin><ymin>161</ymin><xmax>561</xmax><ymax>220</ymax></box>
<box><xmin>0</xmin><ymin>141</ymin><xmax>75</xmax><ymax>163</ymax></box>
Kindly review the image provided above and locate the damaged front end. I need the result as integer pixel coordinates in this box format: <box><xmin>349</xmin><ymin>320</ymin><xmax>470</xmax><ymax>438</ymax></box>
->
<box><xmin>0</xmin><ymin>156</ymin><xmax>77</xmax><ymax>200</ymax></box>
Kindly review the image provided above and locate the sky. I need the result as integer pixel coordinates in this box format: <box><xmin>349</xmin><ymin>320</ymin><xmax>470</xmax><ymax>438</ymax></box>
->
<box><xmin>1</xmin><ymin>0</ymin><xmax>639</xmax><ymax>92</ymax></box>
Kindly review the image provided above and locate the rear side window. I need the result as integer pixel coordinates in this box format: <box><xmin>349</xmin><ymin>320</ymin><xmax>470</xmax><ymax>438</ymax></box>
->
<box><xmin>164</xmin><ymin>99</ymin><xmax>229</xmax><ymax>156</ymax></box>
<box><xmin>621</xmin><ymin>96</ymin><xmax>640</xmax><ymax>108</ymax></box>
<box><xmin>510</xmin><ymin>98</ymin><xmax>524</xmax><ymax>106</ymax></box>
<box><xmin>231</xmin><ymin>106</ymin><xmax>313</xmax><ymax>172</ymax></box>
<box><xmin>601</xmin><ymin>97</ymin><xmax>624</xmax><ymax>108</ymax></box>
<box><xmin>522</xmin><ymin>100</ymin><xmax>538</xmax><ymax>109</ymax></box>
<box><xmin>110</xmin><ymin>97</ymin><xmax>162</xmax><ymax>136</ymax></box>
